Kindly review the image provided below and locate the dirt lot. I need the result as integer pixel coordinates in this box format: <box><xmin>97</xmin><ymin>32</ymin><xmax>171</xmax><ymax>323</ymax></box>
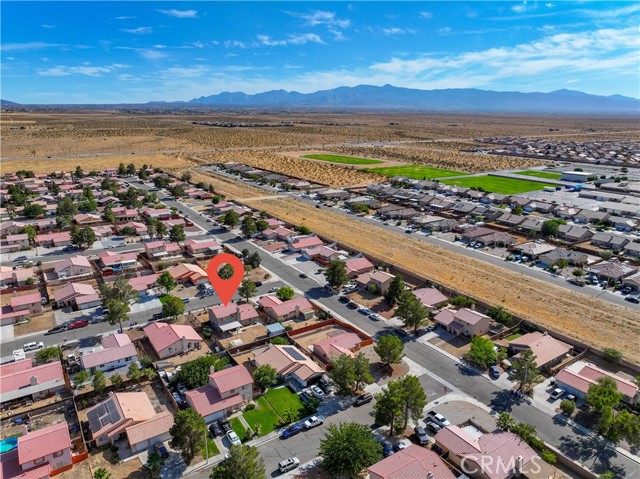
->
<box><xmin>229</xmin><ymin>192</ymin><xmax>640</xmax><ymax>363</ymax></box>
<box><xmin>13</xmin><ymin>311</ymin><xmax>55</xmax><ymax>336</ymax></box>
<box><xmin>347</xmin><ymin>291</ymin><xmax>395</xmax><ymax>319</ymax></box>
<box><xmin>89</xmin><ymin>448</ymin><xmax>145</xmax><ymax>479</ymax></box>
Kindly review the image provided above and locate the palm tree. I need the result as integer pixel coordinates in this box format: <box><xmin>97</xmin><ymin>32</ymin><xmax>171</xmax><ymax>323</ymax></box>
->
<box><xmin>94</xmin><ymin>468</ymin><xmax>111</xmax><ymax>479</ymax></box>
<box><xmin>281</xmin><ymin>408</ymin><xmax>298</xmax><ymax>425</ymax></box>
<box><xmin>145</xmin><ymin>451</ymin><xmax>165</xmax><ymax>479</ymax></box>
<box><xmin>496</xmin><ymin>412</ymin><xmax>515</xmax><ymax>431</ymax></box>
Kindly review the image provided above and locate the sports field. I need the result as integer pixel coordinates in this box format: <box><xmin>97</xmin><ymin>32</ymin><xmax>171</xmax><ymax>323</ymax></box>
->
<box><xmin>302</xmin><ymin>154</ymin><xmax>383</xmax><ymax>165</ymax></box>
<box><xmin>440</xmin><ymin>175</ymin><xmax>554</xmax><ymax>194</ymax></box>
<box><xmin>514</xmin><ymin>170</ymin><xmax>562</xmax><ymax>180</ymax></box>
<box><xmin>363</xmin><ymin>164</ymin><xmax>466</xmax><ymax>179</ymax></box>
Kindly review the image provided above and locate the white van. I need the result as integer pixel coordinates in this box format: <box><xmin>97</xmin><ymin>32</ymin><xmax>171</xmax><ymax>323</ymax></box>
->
<box><xmin>23</xmin><ymin>342</ymin><xmax>45</xmax><ymax>352</ymax></box>
<box><xmin>278</xmin><ymin>457</ymin><xmax>300</xmax><ymax>473</ymax></box>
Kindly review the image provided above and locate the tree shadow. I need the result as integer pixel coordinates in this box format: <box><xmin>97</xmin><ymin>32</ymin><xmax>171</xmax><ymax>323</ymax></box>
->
<box><xmin>557</xmin><ymin>434</ymin><xmax>627</xmax><ymax>478</ymax></box>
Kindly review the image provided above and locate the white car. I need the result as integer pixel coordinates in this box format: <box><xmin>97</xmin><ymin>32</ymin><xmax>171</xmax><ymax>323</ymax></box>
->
<box><xmin>426</xmin><ymin>411</ymin><xmax>451</xmax><ymax>427</ymax></box>
<box><xmin>304</xmin><ymin>415</ymin><xmax>324</xmax><ymax>429</ymax></box>
<box><xmin>278</xmin><ymin>457</ymin><xmax>300</xmax><ymax>473</ymax></box>
<box><xmin>310</xmin><ymin>385</ymin><xmax>325</xmax><ymax>399</ymax></box>
<box><xmin>23</xmin><ymin>341</ymin><xmax>45</xmax><ymax>352</ymax></box>
<box><xmin>226</xmin><ymin>430</ymin><xmax>241</xmax><ymax>446</ymax></box>
<box><xmin>550</xmin><ymin>388</ymin><xmax>566</xmax><ymax>400</ymax></box>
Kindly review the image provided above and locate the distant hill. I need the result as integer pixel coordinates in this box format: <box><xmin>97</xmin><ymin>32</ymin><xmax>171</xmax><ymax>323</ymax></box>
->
<box><xmin>188</xmin><ymin>84</ymin><xmax>640</xmax><ymax>114</ymax></box>
<box><xmin>0</xmin><ymin>99</ymin><xmax>20</xmax><ymax>106</ymax></box>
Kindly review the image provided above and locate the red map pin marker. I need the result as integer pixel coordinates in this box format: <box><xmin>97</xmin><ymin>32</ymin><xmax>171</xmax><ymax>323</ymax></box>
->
<box><xmin>206</xmin><ymin>253</ymin><xmax>245</xmax><ymax>306</ymax></box>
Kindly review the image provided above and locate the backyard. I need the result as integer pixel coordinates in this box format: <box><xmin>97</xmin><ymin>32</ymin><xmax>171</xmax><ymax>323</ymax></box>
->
<box><xmin>515</xmin><ymin>170</ymin><xmax>562</xmax><ymax>180</ymax></box>
<box><xmin>302</xmin><ymin>153</ymin><xmax>383</xmax><ymax>165</ymax></box>
<box><xmin>363</xmin><ymin>164</ymin><xmax>466</xmax><ymax>179</ymax></box>
<box><xmin>440</xmin><ymin>175</ymin><xmax>555</xmax><ymax>194</ymax></box>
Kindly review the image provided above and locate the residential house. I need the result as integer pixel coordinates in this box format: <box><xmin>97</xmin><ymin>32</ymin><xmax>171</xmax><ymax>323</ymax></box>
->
<box><xmin>166</xmin><ymin>263</ymin><xmax>208</xmax><ymax>285</ymax></box>
<box><xmin>555</xmin><ymin>206</ymin><xmax>581</xmax><ymax>220</ymax></box>
<box><xmin>128</xmin><ymin>274</ymin><xmax>159</xmax><ymax>293</ymax></box>
<box><xmin>356</xmin><ymin>270</ymin><xmax>395</xmax><ymax>295</ymax></box>
<box><xmin>98</xmin><ymin>251</ymin><xmax>139</xmax><ymax>272</ymax></box>
<box><xmin>0</xmin><ymin>220</ymin><xmax>24</xmax><ymax>237</ymax></box>
<box><xmin>4</xmin><ymin>233</ymin><xmax>29</xmax><ymax>250</ymax></box>
<box><xmin>508</xmin><ymin>332</ymin><xmax>572</xmax><ymax>369</ymax></box>
<box><xmin>598</xmin><ymin>201</ymin><xmax>640</xmax><ymax>218</ymax></box>
<box><xmin>518</xmin><ymin>218</ymin><xmax>544</xmax><ymax>235</ymax></box>
<box><xmin>459</xmin><ymin>226</ymin><xmax>494</xmax><ymax>242</ymax></box>
<box><xmin>185</xmin><ymin>365</ymin><xmax>254</xmax><ymax>424</ymax></box>
<box><xmin>80</xmin><ymin>333</ymin><xmax>138</xmax><ymax>373</ymax></box>
<box><xmin>92</xmin><ymin>225</ymin><xmax>114</xmax><ymax>239</ymax></box>
<box><xmin>143</xmin><ymin>322</ymin><xmax>202</xmax><ymax>359</ymax></box>
<box><xmin>144</xmin><ymin>240</ymin><xmax>181</xmax><ymax>260</ymax></box>
<box><xmin>36</xmin><ymin>232</ymin><xmax>72</xmax><ymax>247</ymax></box>
<box><xmin>120</xmin><ymin>221</ymin><xmax>147</xmax><ymax>235</ymax></box>
<box><xmin>184</xmin><ymin>239</ymin><xmax>220</xmax><ymax>257</ymax></box>
<box><xmin>590</xmin><ymin>233</ymin><xmax>630</xmax><ymax>251</ymax></box>
<box><xmin>208</xmin><ymin>303</ymin><xmax>260</xmax><ymax>334</ymax></box>
<box><xmin>587</xmin><ymin>260</ymin><xmax>637</xmax><ymax>282</ymax></box>
<box><xmin>513</xmin><ymin>242</ymin><xmax>556</xmax><ymax>261</ymax></box>
<box><xmin>434</xmin><ymin>426</ymin><xmax>540</xmax><ymax>479</ymax></box>
<box><xmin>624</xmin><ymin>242</ymin><xmax>640</xmax><ymax>259</ymax></box>
<box><xmin>252</xmin><ymin>344</ymin><xmax>324</xmax><ymax>388</ymax></box>
<box><xmin>114</xmin><ymin>209</ymin><xmax>139</xmax><ymax>223</ymax></box>
<box><xmin>538</xmin><ymin>248</ymin><xmax>588</xmax><ymax>267</ymax></box>
<box><xmin>53</xmin><ymin>255</ymin><xmax>93</xmax><ymax>279</ymax></box>
<box><xmin>368</xmin><ymin>444</ymin><xmax>455</xmax><ymax>479</ymax></box>
<box><xmin>574</xmin><ymin>210</ymin><xmax>610</xmax><ymax>224</ymax></box>
<box><xmin>343</xmin><ymin>257</ymin><xmax>375</xmax><ymax>278</ymax></box>
<box><xmin>608</xmin><ymin>216</ymin><xmax>638</xmax><ymax>232</ymax></box>
<box><xmin>481</xmin><ymin>193</ymin><xmax>509</xmax><ymax>205</ymax></box>
<box><xmin>525</xmin><ymin>201</ymin><xmax>555</xmax><ymax>214</ymax></box>
<box><xmin>555</xmin><ymin>363</ymin><xmax>638</xmax><ymax>405</ymax></box>
<box><xmin>141</xmin><ymin>207</ymin><xmax>172</xmax><ymax>219</ymax></box>
<box><xmin>273</xmin><ymin>226</ymin><xmax>297</xmax><ymax>241</ymax></box>
<box><xmin>433</xmin><ymin>308</ymin><xmax>491</xmax><ymax>337</ymax></box>
<box><xmin>496</xmin><ymin>213</ymin><xmax>527</xmax><ymax>228</ymax></box>
<box><xmin>10</xmin><ymin>292</ymin><xmax>43</xmax><ymax>315</ymax></box>
<box><xmin>622</xmin><ymin>272</ymin><xmax>640</xmax><ymax>291</ymax></box>
<box><xmin>73</xmin><ymin>213</ymin><xmax>102</xmax><ymax>225</ymax></box>
<box><xmin>381</xmin><ymin>207</ymin><xmax>419</xmax><ymax>220</ymax></box>
<box><xmin>0</xmin><ymin>359</ymin><xmax>65</xmax><ymax>405</ymax></box>
<box><xmin>317</xmin><ymin>188</ymin><xmax>350</xmax><ymax>200</ymax></box>
<box><xmin>312</xmin><ymin>332</ymin><xmax>364</xmax><ymax>364</ymax></box>
<box><xmin>412</xmin><ymin>288</ymin><xmax>449</xmax><ymax>312</ymax></box>
<box><xmin>476</xmin><ymin>232</ymin><xmax>516</xmax><ymax>247</ymax></box>
<box><xmin>86</xmin><ymin>392</ymin><xmax>172</xmax><ymax>451</ymax></box>
<box><xmin>288</xmin><ymin>235</ymin><xmax>324</xmax><ymax>252</ymax></box>
<box><xmin>53</xmin><ymin>283</ymin><xmax>101</xmax><ymax>310</ymax></box>
<box><xmin>258</xmin><ymin>296</ymin><xmax>314</xmax><ymax>322</ymax></box>
<box><xmin>303</xmin><ymin>245</ymin><xmax>342</xmax><ymax>264</ymax></box>
<box><xmin>557</xmin><ymin>225</ymin><xmax>594</xmax><ymax>243</ymax></box>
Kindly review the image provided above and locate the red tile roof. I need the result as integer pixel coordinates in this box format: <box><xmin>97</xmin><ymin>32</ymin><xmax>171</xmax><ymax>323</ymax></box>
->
<box><xmin>0</xmin><ymin>449</ymin><xmax>51</xmax><ymax>479</ymax></box>
<box><xmin>509</xmin><ymin>332</ymin><xmax>572</xmax><ymax>367</ymax></box>
<box><xmin>125</xmin><ymin>410</ymin><xmax>173</xmax><ymax>447</ymax></box>
<box><xmin>209</xmin><ymin>365</ymin><xmax>253</xmax><ymax>394</ymax></box>
<box><xmin>53</xmin><ymin>282</ymin><xmax>97</xmax><ymax>303</ymax></box>
<box><xmin>343</xmin><ymin>257</ymin><xmax>374</xmax><ymax>274</ymax></box>
<box><xmin>556</xmin><ymin>364</ymin><xmax>638</xmax><ymax>399</ymax></box>
<box><xmin>185</xmin><ymin>384</ymin><xmax>243</xmax><ymax>417</ymax></box>
<box><xmin>290</xmin><ymin>236</ymin><xmax>324</xmax><ymax>249</ymax></box>
<box><xmin>0</xmin><ymin>361</ymin><xmax>64</xmax><ymax>396</ymax></box>
<box><xmin>80</xmin><ymin>335</ymin><xmax>137</xmax><ymax>370</ymax></box>
<box><xmin>143</xmin><ymin>323</ymin><xmax>201</xmax><ymax>353</ymax></box>
<box><xmin>368</xmin><ymin>444</ymin><xmax>455</xmax><ymax>479</ymax></box>
<box><xmin>413</xmin><ymin>288</ymin><xmax>448</xmax><ymax>308</ymax></box>
<box><xmin>313</xmin><ymin>332</ymin><xmax>361</xmax><ymax>360</ymax></box>
<box><xmin>258</xmin><ymin>295</ymin><xmax>314</xmax><ymax>318</ymax></box>
<box><xmin>10</xmin><ymin>293</ymin><xmax>42</xmax><ymax>308</ymax></box>
<box><xmin>0</xmin><ymin>358</ymin><xmax>33</xmax><ymax>376</ymax></box>
<box><xmin>18</xmin><ymin>422</ymin><xmax>71</xmax><ymax>465</ymax></box>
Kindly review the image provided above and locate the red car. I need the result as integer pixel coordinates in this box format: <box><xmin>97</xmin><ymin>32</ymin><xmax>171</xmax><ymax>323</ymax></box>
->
<box><xmin>69</xmin><ymin>319</ymin><xmax>90</xmax><ymax>329</ymax></box>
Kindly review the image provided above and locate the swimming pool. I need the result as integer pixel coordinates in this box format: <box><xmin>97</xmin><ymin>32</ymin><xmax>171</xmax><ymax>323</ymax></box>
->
<box><xmin>0</xmin><ymin>437</ymin><xmax>18</xmax><ymax>453</ymax></box>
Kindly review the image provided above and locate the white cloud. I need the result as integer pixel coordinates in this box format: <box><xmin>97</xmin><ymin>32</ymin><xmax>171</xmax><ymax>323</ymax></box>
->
<box><xmin>224</xmin><ymin>40</ymin><xmax>248</xmax><ymax>49</ymax></box>
<box><xmin>257</xmin><ymin>33</ymin><xmax>324</xmax><ymax>47</ymax></box>
<box><xmin>288</xmin><ymin>10</ymin><xmax>351</xmax><ymax>31</ymax></box>
<box><xmin>382</xmin><ymin>27</ymin><xmax>415</xmax><ymax>36</ymax></box>
<box><xmin>38</xmin><ymin>63</ymin><xmax>126</xmax><ymax>77</ymax></box>
<box><xmin>41</xmin><ymin>24</ymin><xmax>55</xmax><ymax>29</ymax></box>
<box><xmin>545</xmin><ymin>3</ymin><xmax>555</xmax><ymax>8</ymax></box>
<box><xmin>114</xmin><ymin>16</ymin><xmax>137</xmax><ymax>20</ymax></box>
<box><xmin>1</xmin><ymin>42</ymin><xmax>63</xmax><ymax>51</ymax></box>
<box><xmin>121</xmin><ymin>27</ymin><xmax>153</xmax><ymax>34</ymax></box>
<box><xmin>139</xmin><ymin>49</ymin><xmax>166</xmax><ymax>60</ymax></box>
<box><xmin>156</xmin><ymin>9</ymin><xmax>198</xmax><ymax>19</ymax></box>
<box><xmin>512</xmin><ymin>4</ymin><xmax>528</xmax><ymax>14</ymax></box>
<box><xmin>419</xmin><ymin>11</ymin><xmax>433</xmax><ymax>20</ymax></box>
<box><xmin>439</xmin><ymin>27</ymin><xmax>452</xmax><ymax>34</ymax></box>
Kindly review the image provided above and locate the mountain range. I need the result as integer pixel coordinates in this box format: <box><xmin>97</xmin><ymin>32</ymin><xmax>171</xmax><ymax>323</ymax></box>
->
<box><xmin>187</xmin><ymin>84</ymin><xmax>639</xmax><ymax>114</ymax></box>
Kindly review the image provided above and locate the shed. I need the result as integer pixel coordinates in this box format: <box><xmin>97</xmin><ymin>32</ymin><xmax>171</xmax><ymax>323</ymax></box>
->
<box><xmin>266</xmin><ymin>323</ymin><xmax>285</xmax><ymax>337</ymax></box>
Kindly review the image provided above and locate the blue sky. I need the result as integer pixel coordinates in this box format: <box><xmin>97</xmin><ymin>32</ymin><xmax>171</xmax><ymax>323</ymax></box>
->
<box><xmin>2</xmin><ymin>1</ymin><xmax>639</xmax><ymax>103</ymax></box>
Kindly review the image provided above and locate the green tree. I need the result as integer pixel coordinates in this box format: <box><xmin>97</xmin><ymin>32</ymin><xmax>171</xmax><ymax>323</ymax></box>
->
<box><xmin>162</xmin><ymin>295</ymin><xmax>185</xmax><ymax>322</ymax></box>
<box><xmin>252</xmin><ymin>364</ymin><xmax>278</xmax><ymax>392</ymax></box>
<box><xmin>145</xmin><ymin>451</ymin><xmax>165</xmax><ymax>479</ymax></box>
<box><xmin>556</xmin><ymin>259</ymin><xmax>569</xmax><ymax>270</ymax></box>
<box><xmin>270</xmin><ymin>336</ymin><xmax>288</xmax><ymax>345</ymax></box>
<box><xmin>396</xmin><ymin>375</ymin><xmax>427</xmax><ymax>430</ymax></box>
<box><xmin>281</xmin><ymin>408</ymin><xmax>298</xmax><ymax>424</ymax></box>
<box><xmin>93</xmin><ymin>370</ymin><xmax>107</xmax><ymax>393</ymax></box>
<box><xmin>238</xmin><ymin>279</ymin><xmax>257</xmax><ymax>302</ymax></box>
<box><xmin>101</xmin><ymin>275</ymin><xmax>138</xmax><ymax>304</ymax></box>
<box><xmin>218</xmin><ymin>263</ymin><xmax>235</xmax><ymax>280</ymax></box>
<box><xmin>158</xmin><ymin>271</ymin><xmax>176</xmax><ymax>291</ymax></box>
<box><xmin>324</xmin><ymin>260</ymin><xmax>349</xmax><ymax>288</ymax></box>
<box><xmin>170</xmin><ymin>409</ymin><xmax>207</xmax><ymax>463</ymax></box>
<box><xmin>120</xmin><ymin>226</ymin><xmax>137</xmax><ymax>236</ymax></box>
<box><xmin>374</xmin><ymin>334</ymin><xmax>405</xmax><ymax>370</ymax></box>
<box><xmin>20</xmin><ymin>225</ymin><xmax>37</xmax><ymax>244</ymax></box>
<box><xmin>169</xmin><ymin>224</ymin><xmax>186</xmax><ymax>243</ymax></box>
<box><xmin>255</xmin><ymin>220</ymin><xmax>269</xmax><ymax>232</ymax></box>
<box><xmin>541</xmin><ymin>219</ymin><xmax>566</xmax><ymax>237</ymax></box>
<box><xmin>155</xmin><ymin>221</ymin><xmax>167</xmax><ymax>239</ymax></box>
<box><xmin>177</xmin><ymin>355</ymin><xmax>229</xmax><ymax>389</ymax></box>
<box><xmin>223</xmin><ymin>210</ymin><xmax>240</xmax><ymax>227</ymax></box>
<box><xmin>118</xmin><ymin>162</ymin><xmax>127</xmax><ymax>175</ymax></box>
<box><xmin>512</xmin><ymin>204</ymin><xmax>524</xmax><ymax>215</ymax></box>
<box><xmin>496</xmin><ymin>412</ymin><xmax>516</xmax><ymax>431</ymax></box>
<box><xmin>71</xmin><ymin>226</ymin><xmax>97</xmax><ymax>249</ymax></box>
<box><xmin>6</xmin><ymin>204</ymin><xmax>16</xmax><ymax>219</ymax></box>
<box><xmin>560</xmin><ymin>399</ymin><xmax>576</xmax><ymax>416</ymax></box>
<box><xmin>572</xmin><ymin>268</ymin><xmax>585</xmax><ymax>279</ymax></box>
<box><xmin>586</xmin><ymin>377</ymin><xmax>623</xmax><ymax>413</ymax></box>
<box><xmin>210</xmin><ymin>444</ymin><xmax>266</xmax><ymax>479</ymax></box>
<box><xmin>511</xmin><ymin>349</ymin><xmax>539</xmax><ymax>393</ymax></box>
<box><xmin>486</xmin><ymin>306</ymin><xmax>513</xmax><ymax>327</ymax></box>
<box><xmin>24</xmin><ymin>203</ymin><xmax>45</xmax><ymax>218</ymax></box>
<box><xmin>240</xmin><ymin>216</ymin><xmax>257</xmax><ymax>237</ymax></box>
<box><xmin>511</xmin><ymin>422</ymin><xmax>541</xmax><ymax>449</ymax></box>
<box><xmin>110</xmin><ymin>374</ymin><xmax>123</xmax><ymax>389</ymax></box>
<box><xmin>143</xmin><ymin>368</ymin><xmax>158</xmax><ymax>380</ymax></box>
<box><xmin>466</xmin><ymin>336</ymin><xmax>497</xmax><ymax>369</ymax></box>
<box><xmin>74</xmin><ymin>370</ymin><xmax>90</xmax><ymax>389</ymax></box>
<box><xmin>603</xmin><ymin>348</ymin><xmax>623</xmax><ymax>363</ymax></box>
<box><xmin>319</xmin><ymin>423</ymin><xmax>382</xmax><ymax>479</ymax></box>
<box><xmin>93</xmin><ymin>468</ymin><xmax>111</xmax><ymax>479</ymax></box>
<box><xmin>104</xmin><ymin>298</ymin><xmax>130</xmax><ymax>333</ymax></box>
<box><xmin>450</xmin><ymin>295</ymin><xmax>475</xmax><ymax>307</ymax></box>
<box><xmin>276</xmin><ymin>286</ymin><xmax>295</xmax><ymax>301</ymax></box>
<box><xmin>384</xmin><ymin>274</ymin><xmax>405</xmax><ymax>305</ymax></box>
<box><xmin>126</xmin><ymin>163</ymin><xmax>137</xmax><ymax>176</ymax></box>
<box><xmin>57</xmin><ymin>196</ymin><xmax>78</xmax><ymax>216</ymax></box>
<box><xmin>295</xmin><ymin>225</ymin><xmax>311</xmax><ymax>235</ymax></box>
<box><xmin>35</xmin><ymin>346</ymin><xmax>59</xmax><ymax>364</ymax></box>
<box><xmin>246</xmin><ymin>252</ymin><xmax>261</xmax><ymax>269</ymax></box>
<box><xmin>395</xmin><ymin>290</ymin><xmax>429</xmax><ymax>333</ymax></box>
<box><xmin>353</xmin><ymin>352</ymin><xmax>373</xmax><ymax>392</ymax></box>
<box><xmin>374</xmin><ymin>384</ymin><xmax>403</xmax><ymax>436</ymax></box>
<box><xmin>128</xmin><ymin>362</ymin><xmax>142</xmax><ymax>381</ymax></box>
<box><xmin>328</xmin><ymin>353</ymin><xmax>356</xmax><ymax>396</ymax></box>
<box><xmin>56</xmin><ymin>215</ymin><xmax>71</xmax><ymax>229</ymax></box>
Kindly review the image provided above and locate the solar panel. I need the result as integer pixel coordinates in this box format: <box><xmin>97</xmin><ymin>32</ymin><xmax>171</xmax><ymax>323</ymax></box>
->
<box><xmin>283</xmin><ymin>346</ymin><xmax>306</xmax><ymax>361</ymax></box>
<box><xmin>87</xmin><ymin>403</ymin><xmax>106</xmax><ymax>432</ymax></box>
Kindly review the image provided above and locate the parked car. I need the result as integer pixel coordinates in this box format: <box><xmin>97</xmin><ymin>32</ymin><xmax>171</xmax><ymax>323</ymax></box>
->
<box><xmin>368</xmin><ymin>313</ymin><xmax>382</xmax><ymax>321</ymax></box>
<box><xmin>310</xmin><ymin>385</ymin><xmax>325</xmax><ymax>399</ymax></box>
<box><xmin>550</xmin><ymin>388</ymin><xmax>566</xmax><ymax>400</ymax></box>
<box><xmin>154</xmin><ymin>443</ymin><xmax>169</xmax><ymax>459</ymax></box>
<box><xmin>45</xmin><ymin>325</ymin><xmax>68</xmax><ymax>335</ymax></box>
<box><xmin>354</xmin><ymin>392</ymin><xmax>373</xmax><ymax>406</ymax></box>
<box><xmin>566</xmin><ymin>394</ymin><xmax>576</xmax><ymax>402</ymax></box>
<box><xmin>69</xmin><ymin>320</ymin><xmax>90</xmax><ymax>329</ymax></box>
<box><xmin>303</xmin><ymin>416</ymin><xmax>324</xmax><ymax>429</ymax></box>
<box><xmin>393</xmin><ymin>438</ymin><xmax>413</xmax><ymax>451</ymax></box>
<box><xmin>281</xmin><ymin>423</ymin><xmax>304</xmax><ymax>439</ymax></box>
<box><xmin>346</xmin><ymin>302</ymin><xmax>358</xmax><ymax>310</ymax></box>
<box><xmin>414</xmin><ymin>426</ymin><xmax>430</xmax><ymax>445</ymax></box>
<box><xmin>14</xmin><ymin>256</ymin><xmax>28</xmax><ymax>262</ymax></box>
<box><xmin>278</xmin><ymin>457</ymin><xmax>300</xmax><ymax>473</ymax></box>
<box><xmin>338</xmin><ymin>295</ymin><xmax>350</xmax><ymax>304</ymax></box>
<box><xmin>381</xmin><ymin>440</ymin><xmax>394</xmax><ymax>457</ymax></box>
<box><xmin>23</xmin><ymin>341</ymin><xmax>45</xmax><ymax>352</ymax></box>
<box><xmin>227</xmin><ymin>430</ymin><xmax>241</xmax><ymax>446</ymax></box>
<box><xmin>219</xmin><ymin>417</ymin><xmax>232</xmax><ymax>433</ymax></box>
<box><xmin>299</xmin><ymin>273</ymin><xmax>308</xmax><ymax>279</ymax></box>
<box><xmin>489</xmin><ymin>366</ymin><xmax>501</xmax><ymax>379</ymax></box>
<box><xmin>624</xmin><ymin>296</ymin><xmax>640</xmax><ymax>304</ymax></box>
<box><xmin>254</xmin><ymin>281</ymin><xmax>263</xmax><ymax>287</ymax></box>
<box><xmin>425</xmin><ymin>421</ymin><xmax>441</xmax><ymax>434</ymax></box>
<box><xmin>426</xmin><ymin>411</ymin><xmax>451</xmax><ymax>427</ymax></box>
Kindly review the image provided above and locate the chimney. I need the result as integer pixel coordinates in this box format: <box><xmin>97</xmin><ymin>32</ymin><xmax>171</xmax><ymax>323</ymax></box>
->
<box><xmin>295</xmin><ymin>304</ymin><xmax>300</xmax><ymax>318</ymax></box>
<box><xmin>236</xmin><ymin>305</ymin><xmax>241</xmax><ymax>323</ymax></box>
<box><xmin>426</xmin><ymin>473</ymin><xmax>434</xmax><ymax>479</ymax></box>
<box><xmin>515</xmin><ymin>455</ymin><xmax>524</xmax><ymax>477</ymax></box>
<box><xmin>29</xmin><ymin>375</ymin><xmax>38</xmax><ymax>386</ymax></box>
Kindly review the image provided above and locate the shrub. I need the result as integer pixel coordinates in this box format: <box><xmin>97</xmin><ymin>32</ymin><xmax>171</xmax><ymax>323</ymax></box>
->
<box><xmin>603</xmin><ymin>348</ymin><xmax>623</xmax><ymax>363</ymax></box>
<box><xmin>540</xmin><ymin>449</ymin><xmax>557</xmax><ymax>464</ymax></box>
<box><xmin>560</xmin><ymin>399</ymin><xmax>576</xmax><ymax>416</ymax></box>
<box><xmin>244</xmin><ymin>403</ymin><xmax>256</xmax><ymax>411</ymax></box>
<box><xmin>202</xmin><ymin>326</ymin><xmax>212</xmax><ymax>339</ymax></box>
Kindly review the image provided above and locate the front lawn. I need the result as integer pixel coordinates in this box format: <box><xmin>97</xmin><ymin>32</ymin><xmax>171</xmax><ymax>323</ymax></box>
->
<box><xmin>243</xmin><ymin>396</ymin><xmax>281</xmax><ymax>436</ymax></box>
<box><xmin>200</xmin><ymin>437</ymin><xmax>220</xmax><ymax>460</ymax></box>
<box><xmin>264</xmin><ymin>386</ymin><xmax>304</xmax><ymax>418</ymax></box>
<box><xmin>230</xmin><ymin>417</ymin><xmax>249</xmax><ymax>442</ymax></box>
<box><xmin>302</xmin><ymin>154</ymin><xmax>383</xmax><ymax>165</ymax></box>
<box><xmin>514</xmin><ymin>170</ymin><xmax>562</xmax><ymax>180</ymax></box>
<box><xmin>158</xmin><ymin>294</ymin><xmax>171</xmax><ymax>304</ymax></box>
<box><xmin>506</xmin><ymin>333</ymin><xmax>523</xmax><ymax>341</ymax></box>
<box><xmin>440</xmin><ymin>176</ymin><xmax>554</xmax><ymax>194</ymax></box>
<box><xmin>363</xmin><ymin>164</ymin><xmax>466</xmax><ymax>179</ymax></box>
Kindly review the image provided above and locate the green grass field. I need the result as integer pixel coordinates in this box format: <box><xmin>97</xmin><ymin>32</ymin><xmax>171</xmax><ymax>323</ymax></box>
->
<box><xmin>302</xmin><ymin>154</ymin><xmax>383</xmax><ymax>165</ymax></box>
<box><xmin>264</xmin><ymin>387</ymin><xmax>304</xmax><ymax>418</ymax></box>
<box><xmin>363</xmin><ymin>164</ymin><xmax>466</xmax><ymax>180</ymax></box>
<box><xmin>230</xmin><ymin>417</ymin><xmax>249</xmax><ymax>442</ymax></box>
<box><xmin>200</xmin><ymin>437</ymin><xmax>220</xmax><ymax>460</ymax></box>
<box><xmin>514</xmin><ymin>170</ymin><xmax>562</xmax><ymax>180</ymax></box>
<box><xmin>506</xmin><ymin>333</ymin><xmax>523</xmax><ymax>341</ymax></box>
<box><xmin>243</xmin><ymin>396</ymin><xmax>281</xmax><ymax>436</ymax></box>
<box><xmin>440</xmin><ymin>176</ymin><xmax>554</xmax><ymax>194</ymax></box>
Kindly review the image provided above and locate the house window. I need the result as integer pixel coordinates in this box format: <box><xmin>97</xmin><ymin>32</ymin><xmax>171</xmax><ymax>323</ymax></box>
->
<box><xmin>187</xmin><ymin>342</ymin><xmax>192</xmax><ymax>349</ymax></box>
<box><xmin>53</xmin><ymin>450</ymin><xmax>63</xmax><ymax>458</ymax></box>
<box><xmin>34</xmin><ymin>457</ymin><xmax>45</xmax><ymax>465</ymax></box>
